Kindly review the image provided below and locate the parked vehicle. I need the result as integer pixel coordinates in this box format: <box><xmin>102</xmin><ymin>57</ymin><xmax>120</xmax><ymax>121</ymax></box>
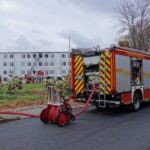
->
<box><xmin>71</xmin><ymin>45</ymin><xmax>150</xmax><ymax>111</ymax></box>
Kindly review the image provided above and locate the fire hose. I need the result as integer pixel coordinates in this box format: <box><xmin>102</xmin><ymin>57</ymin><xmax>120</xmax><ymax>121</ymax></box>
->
<box><xmin>0</xmin><ymin>111</ymin><xmax>39</xmax><ymax>118</ymax></box>
<box><xmin>75</xmin><ymin>85</ymin><xmax>98</xmax><ymax>117</ymax></box>
<box><xmin>0</xmin><ymin>86</ymin><xmax>98</xmax><ymax>126</ymax></box>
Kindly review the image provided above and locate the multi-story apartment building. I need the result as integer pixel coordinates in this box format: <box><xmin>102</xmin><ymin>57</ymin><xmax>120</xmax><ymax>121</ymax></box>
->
<box><xmin>0</xmin><ymin>51</ymin><xmax>70</xmax><ymax>83</ymax></box>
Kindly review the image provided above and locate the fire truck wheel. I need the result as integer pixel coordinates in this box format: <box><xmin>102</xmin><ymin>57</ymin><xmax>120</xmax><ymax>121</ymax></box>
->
<box><xmin>40</xmin><ymin>109</ymin><xmax>48</xmax><ymax>123</ymax></box>
<box><xmin>57</xmin><ymin>112</ymin><xmax>68</xmax><ymax>127</ymax></box>
<box><xmin>132</xmin><ymin>93</ymin><xmax>141</xmax><ymax>111</ymax></box>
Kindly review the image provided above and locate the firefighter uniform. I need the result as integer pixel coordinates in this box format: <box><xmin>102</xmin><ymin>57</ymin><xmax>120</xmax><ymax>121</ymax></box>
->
<box><xmin>55</xmin><ymin>79</ymin><xmax>64</xmax><ymax>101</ymax></box>
<box><xmin>44</xmin><ymin>77</ymin><xmax>55</xmax><ymax>102</ymax></box>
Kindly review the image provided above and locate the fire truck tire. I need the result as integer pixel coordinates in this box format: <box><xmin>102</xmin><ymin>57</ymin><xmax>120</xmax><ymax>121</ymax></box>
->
<box><xmin>40</xmin><ymin>109</ymin><xmax>48</xmax><ymax>123</ymax></box>
<box><xmin>132</xmin><ymin>93</ymin><xmax>141</xmax><ymax>111</ymax></box>
<box><xmin>57</xmin><ymin>112</ymin><xmax>69</xmax><ymax>127</ymax></box>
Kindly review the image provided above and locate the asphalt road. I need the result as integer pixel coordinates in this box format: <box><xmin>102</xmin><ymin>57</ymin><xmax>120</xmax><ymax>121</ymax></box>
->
<box><xmin>1</xmin><ymin>104</ymin><xmax>150</xmax><ymax>150</ymax></box>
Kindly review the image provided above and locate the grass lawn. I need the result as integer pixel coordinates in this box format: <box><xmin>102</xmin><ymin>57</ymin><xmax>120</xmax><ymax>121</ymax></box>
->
<box><xmin>0</xmin><ymin>83</ymin><xmax>45</xmax><ymax>109</ymax></box>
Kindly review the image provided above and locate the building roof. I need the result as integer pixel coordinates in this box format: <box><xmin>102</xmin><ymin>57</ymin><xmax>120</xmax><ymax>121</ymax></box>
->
<box><xmin>0</xmin><ymin>50</ymin><xmax>69</xmax><ymax>54</ymax></box>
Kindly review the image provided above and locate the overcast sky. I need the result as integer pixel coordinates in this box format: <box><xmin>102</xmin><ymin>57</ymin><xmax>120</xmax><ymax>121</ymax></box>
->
<box><xmin>0</xmin><ymin>0</ymin><xmax>119</xmax><ymax>52</ymax></box>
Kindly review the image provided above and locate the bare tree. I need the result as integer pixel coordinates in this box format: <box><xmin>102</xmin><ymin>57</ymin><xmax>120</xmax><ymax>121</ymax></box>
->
<box><xmin>116</xmin><ymin>0</ymin><xmax>150</xmax><ymax>51</ymax></box>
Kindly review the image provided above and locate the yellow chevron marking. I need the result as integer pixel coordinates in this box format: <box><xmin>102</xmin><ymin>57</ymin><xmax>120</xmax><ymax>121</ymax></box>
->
<box><xmin>105</xmin><ymin>59</ymin><xmax>110</xmax><ymax>66</ymax></box>
<box><xmin>106</xmin><ymin>72</ymin><xmax>111</xmax><ymax>79</ymax></box>
<box><xmin>99</xmin><ymin>51</ymin><xmax>111</xmax><ymax>94</ymax></box>
<box><xmin>75</xmin><ymin>68</ymin><xmax>83</xmax><ymax>77</ymax></box>
<box><xmin>74</xmin><ymin>56</ymin><xmax>80</xmax><ymax>63</ymax></box>
<box><xmin>76</xmin><ymin>80</ymin><xmax>83</xmax><ymax>89</ymax></box>
<box><xmin>100</xmin><ymin>86</ymin><xmax>105</xmax><ymax>92</ymax></box>
<box><xmin>101</xmin><ymin>53</ymin><xmax>105</xmax><ymax>57</ymax></box>
<box><xmin>107</xmin><ymin>66</ymin><xmax>111</xmax><ymax>72</ymax></box>
<box><xmin>100</xmin><ymin>65</ymin><xmax>105</xmax><ymax>71</ymax></box>
<box><xmin>100</xmin><ymin>71</ymin><xmax>105</xmax><ymax>79</ymax></box>
<box><xmin>100</xmin><ymin>80</ymin><xmax>105</xmax><ymax>85</ymax></box>
<box><xmin>100</xmin><ymin>60</ymin><xmax>105</xmax><ymax>67</ymax></box>
<box><xmin>75</xmin><ymin>57</ymin><xmax>82</xmax><ymax>69</ymax></box>
<box><xmin>105</xmin><ymin>91</ymin><xmax>109</xmax><ymax>94</ymax></box>
<box><xmin>78</xmin><ymin>67</ymin><xmax>84</xmax><ymax>75</ymax></box>
<box><xmin>105</xmin><ymin>51</ymin><xmax>110</xmax><ymax>57</ymax></box>
<box><xmin>105</xmin><ymin>77</ymin><xmax>111</xmax><ymax>85</ymax></box>
<box><xmin>75</xmin><ymin>80</ymin><xmax>80</xmax><ymax>86</ymax></box>
<box><xmin>77</xmin><ymin>85</ymin><xmax>84</xmax><ymax>93</ymax></box>
<box><xmin>75</xmin><ymin>80</ymin><xmax>83</xmax><ymax>92</ymax></box>
<box><xmin>100</xmin><ymin>75</ymin><xmax>110</xmax><ymax>87</ymax></box>
<box><xmin>100</xmin><ymin>68</ymin><xmax>110</xmax><ymax>79</ymax></box>
<box><xmin>75</xmin><ymin>68</ymin><xmax>84</xmax><ymax>77</ymax></box>
<box><xmin>106</xmin><ymin>86</ymin><xmax>111</xmax><ymax>91</ymax></box>
<box><xmin>75</xmin><ymin>62</ymin><xmax>83</xmax><ymax>74</ymax></box>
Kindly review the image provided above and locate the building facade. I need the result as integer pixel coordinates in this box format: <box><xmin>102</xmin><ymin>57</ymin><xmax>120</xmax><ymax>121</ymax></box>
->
<box><xmin>0</xmin><ymin>51</ymin><xmax>70</xmax><ymax>83</ymax></box>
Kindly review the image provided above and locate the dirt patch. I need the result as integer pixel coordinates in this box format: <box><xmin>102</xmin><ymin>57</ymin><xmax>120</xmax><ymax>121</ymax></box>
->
<box><xmin>0</xmin><ymin>100</ymin><xmax>44</xmax><ymax>111</ymax></box>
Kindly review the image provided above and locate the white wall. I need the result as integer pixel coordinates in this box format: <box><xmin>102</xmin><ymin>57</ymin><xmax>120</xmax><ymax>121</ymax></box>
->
<box><xmin>0</xmin><ymin>52</ymin><xmax>70</xmax><ymax>83</ymax></box>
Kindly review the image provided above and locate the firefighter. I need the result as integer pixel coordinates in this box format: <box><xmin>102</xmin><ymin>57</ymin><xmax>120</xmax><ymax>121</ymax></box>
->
<box><xmin>8</xmin><ymin>78</ymin><xmax>16</xmax><ymax>93</ymax></box>
<box><xmin>44</xmin><ymin>76</ymin><xmax>55</xmax><ymax>102</ymax></box>
<box><xmin>62</xmin><ymin>76</ymin><xmax>71</xmax><ymax>97</ymax></box>
<box><xmin>44</xmin><ymin>76</ymin><xmax>55</xmax><ymax>87</ymax></box>
<box><xmin>17</xmin><ymin>77</ymin><xmax>23</xmax><ymax>90</ymax></box>
<box><xmin>55</xmin><ymin>76</ymin><xmax>64</xmax><ymax>101</ymax></box>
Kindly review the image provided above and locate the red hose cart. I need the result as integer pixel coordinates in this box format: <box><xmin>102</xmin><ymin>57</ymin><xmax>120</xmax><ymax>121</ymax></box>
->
<box><xmin>40</xmin><ymin>85</ymin><xmax>98</xmax><ymax>126</ymax></box>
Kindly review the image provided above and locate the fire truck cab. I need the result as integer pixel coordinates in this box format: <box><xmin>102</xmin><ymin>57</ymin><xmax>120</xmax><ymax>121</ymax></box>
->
<box><xmin>71</xmin><ymin>45</ymin><xmax>150</xmax><ymax>111</ymax></box>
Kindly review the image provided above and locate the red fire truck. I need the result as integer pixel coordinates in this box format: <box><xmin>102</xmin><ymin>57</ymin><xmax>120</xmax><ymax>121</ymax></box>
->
<box><xmin>71</xmin><ymin>45</ymin><xmax>150</xmax><ymax>111</ymax></box>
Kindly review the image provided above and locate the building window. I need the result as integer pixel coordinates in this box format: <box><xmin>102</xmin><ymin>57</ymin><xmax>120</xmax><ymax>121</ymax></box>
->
<box><xmin>50</xmin><ymin>70</ymin><xmax>54</xmax><ymax>74</ymax></box>
<box><xmin>39</xmin><ymin>62</ymin><xmax>43</xmax><ymax>66</ymax></box>
<box><xmin>9</xmin><ymin>70</ymin><xmax>13</xmax><ymax>74</ymax></box>
<box><xmin>62</xmin><ymin>70</ymin><xmax>66</xmax><ymax>74</ymax></box>
<box><xmin>22</xmin><ymin>54</ymin><xmax>25</xmax><ymax>58</ymax></box>
<box><xmin>4</xmin><ymin>55</ymin><xmax>7</xmax><ymax>59</ymax></box>
<box><xmin>51</xmin><ymin>54</ymin><xmax>54</xmax><ymax>58</ymax></box>
<box><xmin>4</xmin><ymin>62</ymin><xmax>7</xmax><ymax>67</ymax></box>
<box><xmin>10</xmin><ymin>55</ymin><xmax>14</xmax><ymax>58</ymax></box>
<box><xmin>62</xmin><ymin>54</ymin><xmax>66</xmax><ymax>58</ymax></box>
<box><xmin>27</xmin><ymin>62</ymin><xmax>31</xmax><ymax>66</ymax></box>
<box><xmin>27</xmin><ymin>54</ymin><xmax>31</xmax><ymax>58</ymax></box>
<box><xmin>33</xmin><ymin>62</ymin><xmax>37</xmax><ymax>66</ymax></box>
<box><xmin>10</xmin><ymin>62</ymin><xmax>14</xmax><ymax>67</ymax></box>
<box><xmin>50</xmin><ymin>62</ymin><xmax>54</xmax><ymax>66</ymax></box>
<box><xmin>33</xmin><ymin>54</ymin><xmax>37</xmax><ymax>58</ymax></box>
<box><xmin>62</xmin><ymin>62</ymin><xmax>66</xmax><ymax>66</ymax></box>
<box><xmin>21</xmin><ymin>62</ymin><xmax>25</xmax><ymax>66</ymax></box>
<box><xmin>3</xmin><ymin>71</ymin><xmax>7</xmax><ymax>74</ymax></box>
<box><xmin>39</xmin><ymin>53</ymin><xmax>43</xmax><ymax>58</ymax></box>
<box><xmin>4</xmin><ymin>77</ymin><xmax>8</xmax><ymax>82</ymax></box>
<box><xmin>45</xmin><ymin>62</ymin><xmax>48</xmax><ymax>66</ymax></box>
<box><xmin>45</xmin><ymin>54</ymin><xmax>49</xmax><ymax>58</ymax></box>
<box><xmin>33</xmin><ymin>70</ymin><xmax>36</xmax><ymax>74</ymax></box>
<box><xmin>21</xmin><ymin>70</ymin><xmax>25</xmax><ymax>74</ymax></box>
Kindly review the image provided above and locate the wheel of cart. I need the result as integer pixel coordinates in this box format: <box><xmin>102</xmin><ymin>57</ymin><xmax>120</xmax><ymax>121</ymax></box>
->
<box><xmin>57</xmin><ymin>111</ymin><xmax>69</xmax><ymax>127</ymax></box>
<box><xmin>40</xmin><ymin>108</ymin><xmax>49</xmax><ymax>123</ymax></box>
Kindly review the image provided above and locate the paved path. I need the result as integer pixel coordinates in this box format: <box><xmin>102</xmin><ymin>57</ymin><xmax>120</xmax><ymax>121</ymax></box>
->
<box><xmin>0</xmin><ymin>104</ymin><xmax>150</xmax><ymax>150</ymax></box>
